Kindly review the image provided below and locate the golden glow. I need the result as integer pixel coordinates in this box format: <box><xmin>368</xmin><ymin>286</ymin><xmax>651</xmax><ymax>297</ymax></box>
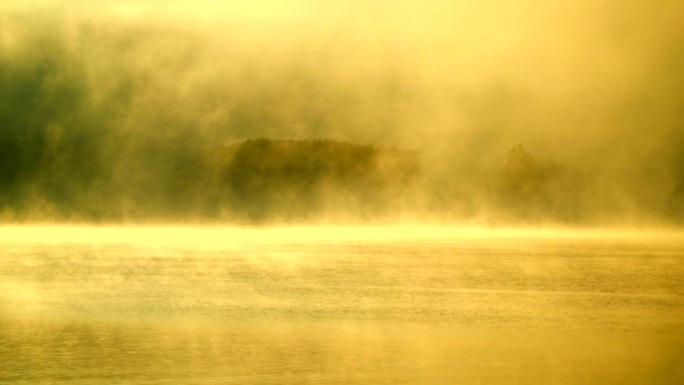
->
<box><xmin>1</xmin><ymin>4</ymin><xmax>681</xmax><ymax>384</ymax></box>
<box><xmin>1</xmin><ymin>226</ymin><xmax>682</xmax><ymax>246</ymax></box>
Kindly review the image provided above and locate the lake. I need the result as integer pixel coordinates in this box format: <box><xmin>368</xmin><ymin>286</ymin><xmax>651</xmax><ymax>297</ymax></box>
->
<box><xmin>1</xmin><ymin>227</ymin><xmax>682</xmax><ymax>384</ymax></box>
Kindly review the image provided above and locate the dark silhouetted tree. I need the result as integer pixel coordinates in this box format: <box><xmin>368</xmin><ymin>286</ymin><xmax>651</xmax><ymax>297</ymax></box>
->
<box><xmin>499</xmin><ymin>144</ymin><xmax>546</xmax><ymax>203</ymax></box>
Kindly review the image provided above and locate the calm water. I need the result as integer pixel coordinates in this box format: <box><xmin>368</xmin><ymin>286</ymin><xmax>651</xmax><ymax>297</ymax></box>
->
<box><xmin>1</xmin><ymin>229</ymin><xmax>683</xmax><ymax>384</ymax></box>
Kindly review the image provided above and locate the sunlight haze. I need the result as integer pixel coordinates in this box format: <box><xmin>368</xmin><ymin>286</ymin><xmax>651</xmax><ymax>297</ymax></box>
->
<box><xmin>1</xmin><ymin>0</ymin><xmax>682</xmax><ymax>225</ymax></box>
<box><xmin>1</xmin><ymin>3</ymin><xmax>683</xmax><ymax>383</ymax></box>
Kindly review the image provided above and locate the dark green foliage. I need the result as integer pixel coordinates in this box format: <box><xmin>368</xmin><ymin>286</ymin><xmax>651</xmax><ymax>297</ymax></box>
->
<box><xmin>0</xmin><ymin>29</ymin><xmax>101</xmax><ymax>216</ymax></box>
<box><xmin>497</xmin><ymin>145</ymin><xmax>588</xmax><ymax>223</ymax></box>
<box><xmin>499</xmin><ymin>145</ymin><xmax>546</xmax><ymax>204</ymax></box>
<box><xmin>215</xmin><ymin>139</ymin><xmax>420</xmax><ymax>222</ymax></box>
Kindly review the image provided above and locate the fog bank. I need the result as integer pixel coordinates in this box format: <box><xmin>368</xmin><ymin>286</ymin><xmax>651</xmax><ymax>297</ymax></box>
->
<box><xmin>1</xmin><ymin>1</ymin><xmax>682</xmax><ymax>225</ymax></box>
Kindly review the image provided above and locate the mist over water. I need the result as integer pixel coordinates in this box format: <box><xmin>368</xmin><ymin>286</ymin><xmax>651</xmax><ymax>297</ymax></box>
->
<box><xmin>1</xmin><ymin>2</ymin><xmax>684</xmax><ymax>383</ymax></box>
<box><xmin>1</xmin><ymin>1</ymin><xmax>683</xmax><ymax>225</ymax></box>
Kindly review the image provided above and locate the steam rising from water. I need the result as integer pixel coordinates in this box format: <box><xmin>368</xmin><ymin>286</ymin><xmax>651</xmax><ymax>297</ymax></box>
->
<box><xmin>1</xmin><ymin>1</ymin><xmax>683</xmax><ymax>225</ymax></box>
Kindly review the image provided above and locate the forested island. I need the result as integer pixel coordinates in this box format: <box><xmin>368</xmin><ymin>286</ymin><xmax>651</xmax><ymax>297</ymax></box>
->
<box><xmin>0</xmin><ymin>134</ymin><xmax>423</xmax><ymax>222</ymax></box>
<box><xmin>0</xmin><ymin>126</ymin><xmax>671</xmax><ymax>225</ymax></box>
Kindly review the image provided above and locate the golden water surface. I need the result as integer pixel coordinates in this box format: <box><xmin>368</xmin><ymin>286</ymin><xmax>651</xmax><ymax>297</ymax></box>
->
<box><xmin>1</xmin><ymin>227</ymin><xmax>682</xmax><ymax>384</ymax></box>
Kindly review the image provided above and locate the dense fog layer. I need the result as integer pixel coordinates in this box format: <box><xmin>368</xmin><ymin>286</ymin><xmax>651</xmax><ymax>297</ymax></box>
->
<box><xmin>0</xmin><ymin>1</ymin><xmax>682</xmax><ymax>225</ymax></box>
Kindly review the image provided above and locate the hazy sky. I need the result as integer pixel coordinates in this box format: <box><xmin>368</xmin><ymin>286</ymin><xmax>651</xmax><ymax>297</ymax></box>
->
<box><xmin>42</xmin><ymin>0</ymin><xmax>681</xmax><ymax>162</ymax></box>
<box><xmin>3</xmin><ymin>1</ymin><xmax>682</xmax><ymax>149</ymax></box>
<box><xmin>1</xmin><ymin>0</ymin><xmax>683</xmax><ymax>223</ymax></box>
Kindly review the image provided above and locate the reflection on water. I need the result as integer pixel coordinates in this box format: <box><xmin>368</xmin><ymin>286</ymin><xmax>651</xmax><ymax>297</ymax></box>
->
<box><xmin>1</xmin><ymin>231</ymin><xmax>683</xmax><ymax>384</ymax></box>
